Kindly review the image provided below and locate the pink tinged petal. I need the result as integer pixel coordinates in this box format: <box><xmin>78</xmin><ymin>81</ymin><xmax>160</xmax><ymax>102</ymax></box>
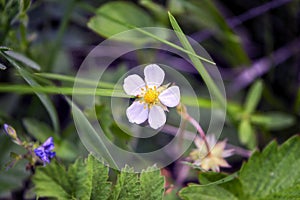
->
<box><xmin>148</xmin><ymin>105</ymin><xmax>166</xmax><ymax>129</ymax></box>
<box><xmin>126</xmin><ymin>101</ymin><xmax>148</xmax><ymax>124</ymax></box>
<box><xmin>158</xmin><ymin>86</ymin><xmax>180</xmax><ymax>107</ymax></box>
<box><xmin>123</xmin><ymin>75</ymin><xmax>145</xmax><ymax>96</ymax></box>
<box><xmin>216</xmin><ymin>158</ymin><xmax>231</xmax><ymax>168</ymax></box>
<box><xmin>144</xmin><ymin>64</ymin><xmax>165</xmax><ymax>87</ymax></box>
<box><xmin>211</xmin><ymin>141</ymin><xmax>227</xmax><ymax>157</ymax></box>
<box><xmin>222</xmin><ymin>149</ymin><xmax>235</xmax><ymax>158</ymax></box>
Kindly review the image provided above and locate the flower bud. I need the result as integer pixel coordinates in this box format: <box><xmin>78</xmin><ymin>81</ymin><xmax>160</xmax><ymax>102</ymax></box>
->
<box><xmin>3</xmin><ymin>124</ymin><xmax>17</xmax><ymax>140</ymax></box>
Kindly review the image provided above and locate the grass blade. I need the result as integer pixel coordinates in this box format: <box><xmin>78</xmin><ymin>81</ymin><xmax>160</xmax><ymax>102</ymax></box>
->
<box><xmin>65</xmin><ymin>97</ymin><xmax>119</xmax><ymax>169</ymax></box>
<box><xmin>0</xmin><ymin>84</ymin><xmax>130</xmax><ymax>98</ymax></box>
<box><xmin>168</xmin><ymin>12</ymin><xmax>226</xmax><ymax>109</ymax></box>
<box><xmin>89</xmin><ymin>11</ymin><xmax>215</xmax><ymax>65</ymax></box>
<box><xmin>35</xmin><ymin>73</ymin><xmax>121</xmax><ymax>89</ymax></box>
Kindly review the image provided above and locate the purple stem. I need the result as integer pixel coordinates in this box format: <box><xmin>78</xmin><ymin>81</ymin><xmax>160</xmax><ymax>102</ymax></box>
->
<box><xmin>228</xmin><ymin>38</ymin><xmax>300</xmax><ymax>94</ymax></box>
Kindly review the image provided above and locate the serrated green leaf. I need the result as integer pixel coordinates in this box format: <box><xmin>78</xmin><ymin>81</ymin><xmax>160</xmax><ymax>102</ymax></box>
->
<box><xmin>88</xmin><ymin>155</ymin><xmax>111</xmax><ymax>200</ymax></box>
<box><xmin>250</xmin><ymin>112</ymin><xmax>295</xmax><ymax>130</ymax></box>
<box><xmin>33</xmin><ymin>162</ymin><xmax>72</xmax><ymax>200</ymax></box>
<box><xmin>33</xmin><ymin>155</ymin><xmax>114</xmax><ymax>200</ymax></box>
<box><xmin>140</xmin><ymin>166</ymin><xmax>165</xmax><ymax>200</ymax></box>
<box><xmin>239</xmin><ymin>136</ymin><xmax>300</xmax><ymax>199</ymax></box>
<box><xmin>68</xmin><ymin>158</ymin><xmax>92</xmax><ymax>199</ymax></box>
<box><xmin>238</xmin><ymin>120</ymin><xmax>256</xmax><ymax>148</ymax></box>
<box><xmin>112</xmin><ymin>165</ymin><xmax>140</xmax><ymax>200</ymax></box>
<box><xmin>244</xmin><ymin>80</ymin><xmax>263</xmax><ymax>114</ymax></box>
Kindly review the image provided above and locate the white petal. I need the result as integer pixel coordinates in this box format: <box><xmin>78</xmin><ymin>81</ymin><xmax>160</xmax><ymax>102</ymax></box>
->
<box><xmin>123</xmin><ymin>75</ymin><xmax>145</xmax><ymax>95</ymax></box>
<box><xmin>144</xmin><ymin>64</ymin><xmax>165</xmax><ymax>87</ymax></box>
<box><xmin>158</xmin><ymin>86</ymin><xmax>180</xmax><ymax>107</ymax></box>
<box><xmin>126</xmin><ymin>101</ymin><xmax>148</xmax><ymax>124</ymax></box>
<box><xmin>148</xmin><ymin>105</ymin><xmax>166</xmax><ymax>129</ymax></box>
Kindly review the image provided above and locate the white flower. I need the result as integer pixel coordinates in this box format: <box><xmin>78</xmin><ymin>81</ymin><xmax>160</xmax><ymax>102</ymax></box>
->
<box><xmin>123</xmin><ymin>64</ymin><xmax>180</xmax><ymax>129</ymax></box>
<box><xmin>189</xmin><ymin>135</ymin><xmax>234</xmax><ymax>172</ymax></box>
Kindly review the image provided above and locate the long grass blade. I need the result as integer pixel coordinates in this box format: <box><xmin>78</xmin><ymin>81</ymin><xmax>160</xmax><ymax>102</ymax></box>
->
<box><xmin>35</xmin><ymin>73</ymin><xmax>121</xmax><ymax>89</ymax></box>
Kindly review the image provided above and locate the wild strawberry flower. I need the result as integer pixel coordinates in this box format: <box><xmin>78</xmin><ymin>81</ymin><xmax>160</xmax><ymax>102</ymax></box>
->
<box><xmin>123</xmin><ymin>64</ymin><xmax>180</xmax><ymax>129</ymax></box>
<box><xmin>189</xmin><ymin>135</ymin><xmax>234</xmax><ymax>172</ymax></box>
<box><xmin>34</xmin><ymin>137</ymin><xmax>56</xmax><ymax>166</ymax></box>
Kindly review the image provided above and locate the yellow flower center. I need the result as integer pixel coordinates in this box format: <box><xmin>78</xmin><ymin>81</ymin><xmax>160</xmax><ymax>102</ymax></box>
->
<box><xmin>143</xmin><ymin>86</ymin><xmax>159</xmax><ymax>104</ymax></box>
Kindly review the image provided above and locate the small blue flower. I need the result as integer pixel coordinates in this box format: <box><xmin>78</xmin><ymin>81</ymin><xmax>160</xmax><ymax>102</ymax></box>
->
<box><xmin>34</xmin><ymin>137</ymin><xmax>56</xmax><ymax>166</ymax></box>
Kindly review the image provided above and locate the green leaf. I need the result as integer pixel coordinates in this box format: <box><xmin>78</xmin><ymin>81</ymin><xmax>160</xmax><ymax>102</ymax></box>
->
<box><xmin>66</xmin><ymin>98</ymin><xmax>119</xmax><ymax>169</ymax></box>
<box><xmin>112</xmin><ymin>165</ymin><xmax>140</xmax><ymax>200</ymax></box>
<box><xmin>239</xmin><ymin>136</ymin><xmax>300</xmax><ymax>199</ymax></box>
<box><xmin>198</xmin><ymin>172</ymin><xmax>244</xmax><ymax>198</ymax></box>
<box><xmin>140</xmin><ymin>166</ymin><xmax>165</xmax><ymax>200</ymax></box>
<box><xmin>139</xmin><ymin>0</ymin><xmax>168</xmax><ymax>24</ymax></box>
<box><xmin>23</xmin><ymin>118</ymin><xmax>54</xmax><ymax>142</ymax></box>
<box><xmin>88</xmin><ymin>155</ymin><xmax>111</xmax><ymax>200</ymax></box>
<box><xmin>238</xmin><ymin>120</ymin><xmax>256</xmax><ymax>148</ymax></box>
<box><xmin>33</xmin><ymin>154</ymin><xmax>110</xmax><ymax>200</ymax></box>
<box><xmin>179</xmin><ymin>184</ymin><xmax>239</xmax><ymax>200</ymax></box>
<box><xmin>33</xmin><ymin>162</ymin><xmax>72</xmax><ymax>200</ymax></box>
<box><xmin>244</xmin><ymin>80</ymin><xmax>263</xmax><ymax>114</ymax></box>
<box><xmin>4</xmin><ymin>51</ymin><xmax>41</xmax><ymax>70</ymax></box>
<box><xmin>250</xmin><ymin>112</ymin><xmax>295</xmax><ymax>130</ymax></box>
<box><xmin>198</xmin><ymin>172</ymin><xmax>238</xmax><ymax>187</ymax></box>
<box><xmin>88</xmin><ymin>1</ymin><xmax>154</xmax><ymax>43</ymax></box>
<box><xmin>68</xmin><ymin>158</ymin><xmax>92</xmax><ymax>199</ymax></box>
<box><xmin>33</xmin><ymin>154</ymin><xmax>167</xmax><ymax>200</ymax></box>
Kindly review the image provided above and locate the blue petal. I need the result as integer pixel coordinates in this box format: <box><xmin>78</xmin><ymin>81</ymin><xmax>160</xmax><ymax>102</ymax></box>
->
<box><xmin>42</xmin><ymin>137</ymin><xmax>54</xmax><ymax>151</ymax></box>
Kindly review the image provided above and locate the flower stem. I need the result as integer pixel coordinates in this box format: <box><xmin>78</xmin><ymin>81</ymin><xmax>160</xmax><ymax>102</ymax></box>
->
<box><xmin>178</xmin><ymin>104</ymin><xmax>210</xmax><ymax>152</ymax></box>
<box><xmin>185</xmin><ymin>115</ymin><xmax>210</xmax><ymax>153</ymax></box>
